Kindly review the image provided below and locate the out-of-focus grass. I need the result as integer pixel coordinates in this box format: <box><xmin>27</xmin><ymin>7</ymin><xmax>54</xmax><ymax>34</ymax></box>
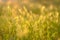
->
<box><xmin>0</xmin><ymin>0</ymin><xmax>59</xmax><ymax>40</ymax></box>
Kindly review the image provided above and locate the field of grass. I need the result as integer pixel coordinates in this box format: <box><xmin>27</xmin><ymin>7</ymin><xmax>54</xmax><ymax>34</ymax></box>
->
<box><xmin>0</xmin><ymin>0</ymin><xmax>60</xmax><ymax>40</ymax></box>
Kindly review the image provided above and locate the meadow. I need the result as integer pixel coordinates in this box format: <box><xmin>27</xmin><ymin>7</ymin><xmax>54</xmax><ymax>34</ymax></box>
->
<box><xmin>0</xmin><ymin>0</ymin><xmax>59</xmax><ymax>40</ymax></box>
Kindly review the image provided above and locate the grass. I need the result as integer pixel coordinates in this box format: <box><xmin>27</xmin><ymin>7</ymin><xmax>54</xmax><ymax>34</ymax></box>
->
<box><xmin>0</xmin><ymin>1</ymin><xmax>59</xmax><ymax>40</ymax></box>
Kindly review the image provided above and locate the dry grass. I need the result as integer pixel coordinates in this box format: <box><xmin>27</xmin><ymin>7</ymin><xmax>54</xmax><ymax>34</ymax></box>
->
<box><xmin>0</xmin><ymin>0</ymin><xmax>59</xmax><ymax>40</ymax></box>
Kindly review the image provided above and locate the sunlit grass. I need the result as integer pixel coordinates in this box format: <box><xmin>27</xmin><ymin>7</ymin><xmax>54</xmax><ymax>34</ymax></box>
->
<box><xmin>0</xmin><ymin>0</ymin><xmax>59</xmax><ymax>40</ymax></box>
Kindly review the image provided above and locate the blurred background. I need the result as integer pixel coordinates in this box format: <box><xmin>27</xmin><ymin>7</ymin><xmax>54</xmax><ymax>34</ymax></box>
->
<box><xmin>0</xmin><ymin>0</ymin><xmax>60</xmax><ymax>40</ymax></box>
